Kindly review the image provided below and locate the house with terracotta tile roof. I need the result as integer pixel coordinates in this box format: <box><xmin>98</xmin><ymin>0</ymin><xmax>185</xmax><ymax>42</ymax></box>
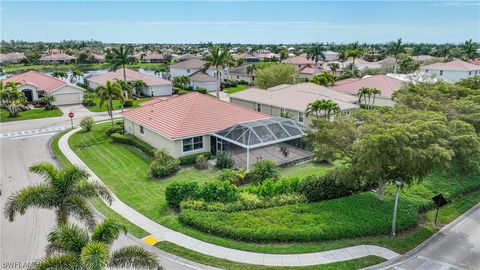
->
<box><xmin>229</xmin><ymin>83</ymin><xmax>359</xmax><ymax>126</ymax></box>
<box><xmin>169</xmin><ymin>59</ymin><xmax>223</xmax><ymax>91</ymax></box>
<box><xmin>142</xmin><ymin>53</ymin><xmax>168</xmax><ymax>63</ymax></box>
<box><xmin>39</xmin><ymin>53</ymin><xmax>76</xmax><ymax>64</ymax></box>
<box><xmin>281</xmin><ymin>54</ymin><xmax>315</xmax><ymax>68</ymax></box>
<box><xmin>121</xmin><ymin>92</ymin><xmax>311</xmax><ymax>169</ymax></box>
<box><xmin>420</xmin><ymin>59</ymin><xmax>480</xmax><ymax>82</ymax></box>
<box><xmin>3</xmin><ymin>71</ymin><xmax>85</xmax><ymax>105</ymax></box>
<box><xmin>85</xmin><ymin>68</ymin><xmax>172</xmax><ymax>97</ymax></box>
<box><xmin>298</xmin><ymin>65</ymin><xmax>323</xmax><ymax>80</ymax></box>
<box><xmin>331</xmin><ymin>75</ymin><xmax>405</xmax><ymax>107</ymax></box>
<box><xmin>232</xmin><ymin>53</ymin><xmax>259</xmax><ymax>62</ymax></box>
<box><xmin>0</xmin><ymin>52</ymin><xmax>25</xmax><ymax>64</ymax></box>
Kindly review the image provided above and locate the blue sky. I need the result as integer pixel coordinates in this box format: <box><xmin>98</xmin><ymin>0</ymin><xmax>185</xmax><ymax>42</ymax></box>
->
<box><xmin>1</xmin><ymin>1</ymin><xmax>479</xmax><ymax>44</ymax></box>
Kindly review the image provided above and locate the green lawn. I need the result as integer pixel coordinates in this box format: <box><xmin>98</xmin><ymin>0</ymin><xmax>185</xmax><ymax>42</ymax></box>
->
<box><xmin>224</xmin><ymin>85</ymin><xmax>248</xmax><ymax>94</ymax></box>
<box><xmin>0</xmin><ymin>108</ymin><xmax>63</xmax><ymax>122</ymax></box>
<box><xmin>280</xmin><ymin>162</ymin><xmax>331</xmax><ymax>178</ymax></box>
<box><xmin>85</xmin><ymin>97</ymin><xmax>152</xmax><ymax>112</ymax></box>
<box><xmin>65</xmin><ymin>122</ymin><xmax>480</xmax><ymax>255</ymax></box>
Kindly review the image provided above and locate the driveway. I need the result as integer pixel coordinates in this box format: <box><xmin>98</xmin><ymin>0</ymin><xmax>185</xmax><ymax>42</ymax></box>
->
<box><xmin>0</xmin><ymin>108</ymin><xmax>215</xmax><ymax>270</ymax></box>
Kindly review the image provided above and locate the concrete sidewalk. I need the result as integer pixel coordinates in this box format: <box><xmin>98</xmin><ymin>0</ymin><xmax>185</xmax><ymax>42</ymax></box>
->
<box><xmin>59</xmin><ymin>127</ymin><xmax>399</xmax><ymax>267</ymax></box>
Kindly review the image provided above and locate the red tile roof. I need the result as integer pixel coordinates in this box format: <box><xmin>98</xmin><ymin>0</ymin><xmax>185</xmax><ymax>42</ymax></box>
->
<box><xmin>421</xmin><ymin>59</ymin><xmax>480</xmax><ymax>71</ymax></box>
<box><xmin>330</xmin><ymin>75</ymin><xmax>404</xmax><ymax>98</ymax></box>
<box><xmin>86</xmin><ymin>68</ymin><xmax>171</xmax><ymax>86</ymax></box>
<box><xmin>39</xmin><ymin>53</ymin><xmax>75</xmax><ymax>61</ymax></box>
<box><xmin>3</xmin><ymin>70</ymin><xmax>72</xmax><ymax>93</ymax></box>
<box><xmin>121</xmin><ymin>92</ymin><xmax>271</xmax><ymax>139</ymax></box>
<box><xmin>282</xmin><ymin>55</ymin><xmax>315</xmax><ymax>65</ymax></box>
<box><xmin>189</xmin><ymin>71</ymin><xmax>218</xmax><ymax>82</ymax></box>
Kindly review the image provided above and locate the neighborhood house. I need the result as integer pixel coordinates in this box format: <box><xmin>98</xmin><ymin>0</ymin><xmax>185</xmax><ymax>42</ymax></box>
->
<box><xmin>420</xmin><ymin>59</ymin><xmax>480</xmax><ymax>82</ymax></box>
<box><xmin>122</xmin><ymin>92</ymin><xmax>311</xmax><ymax>169</ymax></box>
<box><xmin>169</xmin><ymin>59</ymin><xmax>222</xmax><ymax>91</ymax></box>
<box><xmin>85</xmin><ymin>68</ymin><xmax>172</xmax><ymax>96</ymax></box>
<box><xmin>229</xmin><ymin>82</ymin><xmax>359</xmax><ymax>125</ymax></box>
<box><xmin>3</xmin><ymin>71</ymin><xmax>85</xmax><ymax>105</ymax></box>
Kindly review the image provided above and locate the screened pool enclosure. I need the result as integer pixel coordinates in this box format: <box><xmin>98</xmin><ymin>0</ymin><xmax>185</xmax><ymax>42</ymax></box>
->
<box><xmin>212</xmin><ymin>118</ymin><xmax>313</xmax><ymax>169</ymax></box>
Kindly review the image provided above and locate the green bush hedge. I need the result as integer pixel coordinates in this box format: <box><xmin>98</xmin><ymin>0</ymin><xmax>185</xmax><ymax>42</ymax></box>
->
<box><xmin>124</xmin><ymin>99</ymin><xmax>134</xmax><ymax>107</ymax></box>
<box><xmin>299</xmin><ymin>174</ymin><xmax>355</xmax><ymax>202</ymax></box>
<box><xmin>110</xmin><ymin>133</ymin><xmax>155</xmax><ymax>157</ymax></box>
<box><xmin>216</xmin><ymin>152</ymin><xmax>234</xmax><ymax>169</ymax></box>
<box><xmin>195</xmin><ymin>87</ymin><xmax>208</xmax><ymax>94</ymax></box>
<box><xmin>165</xmin><ymin>182</ymin><xmax>200</xmax><ymax>207</ymax></box>
<box><xmin>244</xmin><ymin>177</ymin><xmax>302</xmax><ymax>197</ymax></box>
<box><xmin>248</xmin><ymin>159</ymin><xmax>279</xmax><ymax>182</ymax></box>
<box><xmin>105</xmin><ymin>127</ymin><xmax>124</xmax><ymax>137</ymax></box>
<box><xmin>150</xmin><ymin>157</ymin><xmax>180</xmax><ymax>178</ymax></box>
<box><xmin>179</xmin><ymin>152</ymin><xmax>212</xmax><ymax>166</ymax></box>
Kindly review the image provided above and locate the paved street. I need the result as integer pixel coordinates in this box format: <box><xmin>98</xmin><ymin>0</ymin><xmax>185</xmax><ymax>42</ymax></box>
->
<box><xmin>0</xmin><ymin>106</ymin><xmax>214</xmax><ymax>270</ymax></box>
<box><xmin>363</xmin><ymin>203</ymin><xmax>480</xmax><ymax>270</ymax></box>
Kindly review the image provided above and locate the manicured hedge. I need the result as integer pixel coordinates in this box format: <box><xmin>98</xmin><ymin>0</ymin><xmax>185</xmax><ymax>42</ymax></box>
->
<box><xmin>165</xmin><ymin>180</ymin><xmax>238</xmax><ymax>207</ymax></box>
<box><xmin>179</xmin><ymin>152</ymin><xmax>212</xmax><ymax>166</ymax></box>
<box><xmin>178</xmin><ymin>172</ymin><xmax>480</xmax><ymax>242</ymax></box>
<box><xmin>110</xmin><ymin>133</ymin><xmax>156</xmax><ymax>157</ymax></box>
<box><xmin>299</xmin><ymin>174</ymin><xmax>356</xmax><ymax>202</ymax></box>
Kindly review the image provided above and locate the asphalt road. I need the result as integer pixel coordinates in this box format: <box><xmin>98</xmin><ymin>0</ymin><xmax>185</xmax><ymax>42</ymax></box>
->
<box><xmin>0</xmin><ymin>105</ymin><xmax>216</xmax><ymax>270</ymax></box>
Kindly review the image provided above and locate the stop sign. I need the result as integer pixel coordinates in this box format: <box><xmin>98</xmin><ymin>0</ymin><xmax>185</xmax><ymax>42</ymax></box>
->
<box><xmin>68</xmin><ymin>112</ymin><xmax>75</xmax><ymax>118</ymax></box>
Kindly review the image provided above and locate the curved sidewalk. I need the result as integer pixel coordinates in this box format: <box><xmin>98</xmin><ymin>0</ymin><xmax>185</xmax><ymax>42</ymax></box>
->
<box><xmin>59</xmin><ymin>127</ymin><xmax>399</xmax><ymax>267</ymax></box>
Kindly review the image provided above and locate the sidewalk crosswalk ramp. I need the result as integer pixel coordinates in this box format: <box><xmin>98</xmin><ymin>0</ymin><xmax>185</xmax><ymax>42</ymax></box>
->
<box><xmin>0</xmin><ymin>126</ymin><xmax>66</xmax><ymax>139</ymax></box>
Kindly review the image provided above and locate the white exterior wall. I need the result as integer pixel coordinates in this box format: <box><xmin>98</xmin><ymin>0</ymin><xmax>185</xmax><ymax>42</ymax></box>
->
<box><xmin>51</xmin><ymin>85</ymin><xmax>84</xmax><ymax>105</ymax></box>
<box><xmin>169</xmin><ymin>67</ymin><xmax>202</xmax><ymax>79</ymax></box>
<box><xmin>144</xmin><ymin>85</ymin><xmax>173</xmax><ymax>96</ymax></box>
<box><xmin>226</xmin><ymin>74</ymin><xmax>254</xmax><ymax>84</ymax></box>
<box><xmin>421</xmin><ymin>68</ymin><xmax>480</xmax><ymax>82</ymax></box>
<box><xmin>124</xmin><ymin>118</ymin><xmax>212</xmax><ymax>158</ymax></box>
<box><xmin>18</xmin><ymin>84</ymin><xmax>40</xmax><ymax>101</ymax></box>
<box><xmin>191</xmin><ymin>81</ymin><xmax>219</xmax><ymax>92</ymax></box>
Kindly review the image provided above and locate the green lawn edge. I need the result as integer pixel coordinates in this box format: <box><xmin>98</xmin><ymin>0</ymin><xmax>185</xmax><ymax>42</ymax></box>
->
<box><xmin>1</xmin><ymin>108</ymin><xmax>63</xmax><ymax>122</ymax></box>
<box><xmin>50</xmin><ymin>126</ymin><xmax>480</xmax><ymax>270</ymax></box>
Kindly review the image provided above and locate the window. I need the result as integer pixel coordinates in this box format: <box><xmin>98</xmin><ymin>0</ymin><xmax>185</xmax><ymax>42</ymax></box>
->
<box><xmin>298</xmin><ymin>112</ymin><xmax>304</xmax><ymax>123</ymax></box>
<box><xmin>187</xmin><ymin>69</ymin><xmax>191</xmax><ymax>73</ymax></box>
<box><xmin>139</xmin><ymin>125</ymin><xmax>144</xmax><ymax>134</ymax></box>
<box><xmin>237</xmin><ymin>75</ymin><xmax>239</xmax><ymax>79</ymax></box>
<box><xmin>439</xmin><ymin>70</ymin><xmax>444</xmax><ymax>76</ymax></box>
<box><xmin>469</xmin><ymin>71</ymin><xmax>472</xmax><ymax>76</ymax></box>
<box><xmin>256</xmin><ymin>103</ymin><xmax>262</xmax><ymax>112</ymax></box>
<box><xmin>280</xmin><ymin>108</ymin><xmax>286</xmax><ymax>115</ymax></box>
<box><xmin>425</xmin><ymin>69</ymin><xmax>429</xmax><ymax>73</ymax></box>
<box><xmin>182</xmin><ymin>136</ymin><xmax>203</xmax><ymax>152</ymax></box>
<box><xmin>37</xmin><ymin>91</ymin><xmax>45</xmax><ymax>98</ymax></box>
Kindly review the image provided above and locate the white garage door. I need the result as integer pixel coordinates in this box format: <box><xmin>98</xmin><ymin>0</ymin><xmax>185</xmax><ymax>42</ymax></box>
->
<box><xmin>54</xmin><ymin>92</ymin><xmax>81</xmax><ymax>105</ymax></box>
<box><xmin>151</xmin><ymin>85</ymin><xmax>172</xmax><ymax>96</ymax></box>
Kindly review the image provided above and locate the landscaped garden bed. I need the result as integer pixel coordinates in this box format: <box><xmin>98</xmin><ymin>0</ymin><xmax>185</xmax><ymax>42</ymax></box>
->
<box><xmin>0</xmin><ymin>107</ymin><xmax>63</xmax><ymax>122</ymax></box>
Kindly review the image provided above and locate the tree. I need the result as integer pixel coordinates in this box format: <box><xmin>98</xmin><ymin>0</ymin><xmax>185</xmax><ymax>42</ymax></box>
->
<box><xmin>132</xmin><ymin>80</ymin><xmax>147</xmax><ymax>96</ymax></box>
<box><xmin>70</xmin><ymin>69</ymin><xmax>84</xmax><ymax>83</ymax></box>
<box><xmin>114</xmin><ymin>79</ymin><xmax>132</xmax><ymax>110</ymax></box>
<box><xmin>111</xmin><ymin>45</ymin><xmax>133</xmax><ymax>83</ymax></box>
<box><xmin>254</xmin><ymin>63</ymin><xmax>298</xmax><ymax>89</ymax></box>
<box><xmin>327</xmin><ymin>62</ymin><xmax>340</xmax><ymax>75</ymax></box>
<box><xmin>32</xmin><ymin>219</ymin><xmax>161</xmax><ymax>270</ymax></box>
<box><xmin>386</xmin><ymin>38</ymin><xmax>406</xmax><ymax>74</ymax></box>
<box><xmin>397</xmin><ymin>56</ymin><xmax>420</xmax><ymax>74</ymax></box>
<box><xmin>306</xmin><ymin>43</ymin><xmax>326</xmax><ymax>67</ymax></box>
<box><xmin>246</xmin><ymin>64</ymin><xmax>257</xmax><ymax>76</ymax></box>
<box><xmin>40</xmin><ymin>94</ymin><xmax>56</xmax><ymax>110</ymax></box>
<box><xmin>278</xmin><ymin>50</ymin><xmax>289</xmax><ymax>62</ymax></box>
<box><xmin>4</xmin><ymin>162</ymin><xmax>112</xmax><ymax>229</ymax></box>
<box><xmin>97</xmin><ymin>81</ymin><xmax>125</xmax><ymax>126</ymax></box>
<box><xmin>311</xmin><ymin>72</ymin><xmax>335</xmax><ymax>87</ymax></box>
<box><xmin>346</xmin><ymin>42</ymin><xmax>365</xmax><ymax>73</ymax></box>
<box><xmin>203</xmin><ymin>43</ymin><xmax>235</xmax><ymax>98</ymax></box>
<box><xmin>52</xmin><ymin>71</ymin><xmax>68</xmax><ymax>80</ymax></box>
<box><xmin>172</xmin><ymin>76</ymin><xmax>190</xmax><ymax>90</ymax></box>
<box><xmin>357</xmin><ymin>87</ymin><xmax>381</xmax><ymax>109</ymax></box>
<box><xmin>306</xmin><ymin>99</ymin><xmax>340</xmax><ymax>119</ymax></box>
<box><xmin>0</xmin><ymin>81</ymin><xmax>26</xmax><ymax>118</ymax></box>
<box><xmin>461</xmin><ymin>39</ymin><xmax>477</xmax><ymax>60</ymax></box>
<box><xmin>337</xmin><ymin>49</ymin><xmax>348</xmax><ymax>69</ymax></box>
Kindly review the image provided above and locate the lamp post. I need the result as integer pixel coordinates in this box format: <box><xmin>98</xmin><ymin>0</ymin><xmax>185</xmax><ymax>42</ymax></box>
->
<box><xmin>391</xmin><ymin>177</ymin><xmax>403</xmax><ymax>237</ymax></box>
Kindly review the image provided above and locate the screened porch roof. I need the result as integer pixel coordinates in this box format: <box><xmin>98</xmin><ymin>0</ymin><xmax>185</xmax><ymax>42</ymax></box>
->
<box><xmin>212</xmin><ymin>117</ymin><xmax>307</xmax><ymax>149</ymax></box>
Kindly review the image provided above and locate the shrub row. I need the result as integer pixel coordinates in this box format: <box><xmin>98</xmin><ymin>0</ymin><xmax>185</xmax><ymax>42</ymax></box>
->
<box><xmin>165</xmin><ymin>181</ymin><xmax>238</xmax><ymax>208</ymax></box>
<box><xmin>298</xmin><ymin>174</ymin><xmax>358</xmax><ymax>202</ymax></box>
<box><xmin>179</xmin><ymin>152</ymin><xmax>212</xmax><ymax>166</ymax></box>
<box><xmin>105</xmin><ymin>126</ymin><xmax>124</xmax><ymax>137</ymax></box>
<box><xmin>110</xmin><ymin>133</ymin><xmax>156</xmax><ymax>157</ymax></box>
<box><xmin>243</xmin><ymin>177</ymin><xmax>302</xmax><ymax>197</ymax></box>
<box><xmin>150</xmin><ymin>157</ymin><xmax>180</xmax><ymax>178</ymax></box>
<box><xmin>180</xmin><ymin>193</ymin><xmax>306</xmax><ymax>212</ymax></box>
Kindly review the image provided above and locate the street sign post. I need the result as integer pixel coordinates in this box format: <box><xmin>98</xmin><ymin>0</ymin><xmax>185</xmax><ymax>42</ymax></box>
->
<box><xmin>68</xmin><ymin>112</ymin><xmax>75</xmax><ymax>129</ymax></box>
<box><xmin>432</xmin><ymin>193</ymin><xmax>448</xmax><ymax>224</ymax></box>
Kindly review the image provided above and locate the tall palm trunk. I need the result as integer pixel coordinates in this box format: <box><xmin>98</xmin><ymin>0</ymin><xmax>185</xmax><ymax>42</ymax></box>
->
<box><xmin>351</xmin><ymin>58</ymin><xmax>356</xmax><ymax>73</ymax></box>
<box><xmin>377</xmin><ymin>180</ymin><xmax>385</xmax><ymax>201</ymax></box>
<box><xmin>215</xmin><ymin>65</ymin><xmax>220</xmax><ymax>98</ymax></box>
<box><xmin>393</xmin><ymin>57</ymin><xmax>398</xmax><ymax>74</ymax></box>
<box><xmin>108</xmin><ymin>95</ymin><xmax>114</xmax><ymax>127</ymax></box>
<box><xmin>372</xmin><ymin>94</ymin><xmax>377</xmax><ymax>108</ymax></box>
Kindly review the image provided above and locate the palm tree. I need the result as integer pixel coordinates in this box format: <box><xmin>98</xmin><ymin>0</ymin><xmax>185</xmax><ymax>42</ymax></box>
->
<box><xmin>357</xmin><ymin>87</ymin><xmax>370</xmax><ymax>108</ymax></box>
<box><xmin>346</xmin><ymin>42</ymin><xmax>365</xmax><ymax>73</ymax></box>
<box><xmin>70</xmin><ymin>69</ymin><xmax>84</xmax><ymax>83</ymax></box>
<box><xmin>111</xmin><ymin>45</ymin><xmax>133</xmax><ymax>83</ymax></box>
<box><xmin>40</xmin><ymin>94</ymin><xmax>56</xmax><ymax>110</ymax></box>
<box><xmin>461</xmin><ymin>39</ymin><xmax>477</xmax><ymax>60</ymax></box>
<box><xmin>203</xmin><ymin>43</ymin><xmax>235</xmax><ymax>98</ymax></box>
<box><xmin>4</xmin><ymin>162</ymin><xmax>112</xmax><ymax>229</ymax></box>
<box><xmin>0</xmin><ymin>81</ymin><xmax>26</xmax><ymax>117</ymax></box>
<box><xmin>387</xmin><ymin>38</ymin><xmax>405</xmax><ymax>74</ymax></box>
<box><xmin>305</xmin><ymin>99</ymin><xmax>327</xmax><ymax>118</ymax></box>
<box><xmin>323</xmin><ymin>99</ymin><xmax>340</xmax><ymax>120</ymax></box>
<box><xmin>279</xmin><ymin>50</ymin><xmax>289</xmax><ymax>62</ymax></box>
<box><xmin>32</xmin><ymin>219</ymin><xmax>161</xmax><ymax>270</ymax></box>
<box><xmin>369</xmin><ymin>88</ymin><xmax>381</xmax><ymax>109</ymax></box>
<box><xmin>311</xmin><ymin>72</ymin><xmax>335</xmax><ymax>87</ymax></box>
<box><xmin>306</xmin><ymin>43</ymin><xmax>326</xmax><ymax>67</ymax></box>
<box><xmin>338</xmin><ymin>49</ymin><xmax>348</xmax><ymax>69</ymax></box>
<box><xmin>132</xmin><ymin>80</ymin><xmax>147</xmax><ymax>96</ymax></box>
<box><xmin>97</xmin><ymin>81</ymin><xmax>125</xmax><ymax>126</ymax></box>
<box><xmin>114</xmin><ymin>78</ymin><xmax>132</xmax><ymax>111</ymax></box>
<box><xmin>327</xmin><ymin>62</ymin><xmax>340</xmax><ymax>75</ymax></box>
<box><xmin>52</xmin><ymin>71</ymin><xmax>68</xmax><ymax>80</ymax></box>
